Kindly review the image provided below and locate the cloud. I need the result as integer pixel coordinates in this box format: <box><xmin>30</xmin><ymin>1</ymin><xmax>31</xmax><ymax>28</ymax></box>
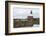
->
<box><xmin>13</xmin><ymin>7</ymin><xmax>40</xmax><ymax>19</ymax></box>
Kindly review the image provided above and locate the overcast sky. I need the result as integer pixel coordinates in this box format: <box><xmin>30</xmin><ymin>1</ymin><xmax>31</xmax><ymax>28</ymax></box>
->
<box><xmin>13</xmin><ymin>7</ymin><xmax>40</xmax><ymax>19</ymax></box>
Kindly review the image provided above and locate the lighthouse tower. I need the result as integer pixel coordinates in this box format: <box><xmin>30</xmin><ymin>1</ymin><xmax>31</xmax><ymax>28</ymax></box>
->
<box><xmin>27</xmin><ymin>10</ymin><xmax>33</xmax><ymax>19</ymax></box>
<box><xmin>30</xmin><ymin>10</ymin><xmax>32</xmax><ymax>14</ymax></box>
<box><xmin>26</xmin><ymin>10</ymin><xmax>33</xmax><ymax>26</ymax></box>
<box><xmin>30</xmin><ymin>10</ymin><xmax>33</xmax><ymax>16</ymax></box>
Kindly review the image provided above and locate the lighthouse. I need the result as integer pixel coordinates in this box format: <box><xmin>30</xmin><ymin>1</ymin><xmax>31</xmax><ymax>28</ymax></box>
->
<box><xmin>30</xmin><ymin>10</ymin><xmax>32</xmax><ymax>14</ymax></box>
<box><xmin>26</xmin><ymin>10</ymin><xmax>33</xmax><ymax>26</ymax></box>
<box><xmin>30</xmin><ymin>10</ymin><xmax>33</xmax><ymax>16</ymax></box>
<box><xmin>27</xmin><ymin>10</ymin><xmax>33</xmax><ymax>19</ymax></box>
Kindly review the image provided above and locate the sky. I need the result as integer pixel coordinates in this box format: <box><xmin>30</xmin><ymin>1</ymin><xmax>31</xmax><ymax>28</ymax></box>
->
<box><xmin>13</xmin><ymin>7</ymin><xmax>40</xmax><ymax>19</ymax></box>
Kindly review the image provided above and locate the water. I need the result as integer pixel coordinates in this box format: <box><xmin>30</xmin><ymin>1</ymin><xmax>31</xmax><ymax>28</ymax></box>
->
<box><xmin>33</xmin><ymin>24</ymin><xmax>39</xmax><ymax>27</ymax></box>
